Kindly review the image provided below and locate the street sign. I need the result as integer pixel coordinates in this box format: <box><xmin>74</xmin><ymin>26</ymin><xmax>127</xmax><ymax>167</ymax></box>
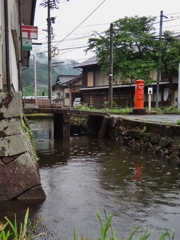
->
<box><xmin>148</xmin><ymin>87</ymin><xmax>153</xmax><ymax>95</ymax></box>
<box><xmin>22</xmin><ymin>39</ymin><xmax>32</xmax><ymax>50</ymax></box>
<box><xmin>22</xmin><ymin>25</ymin><xmax>38</xmax><ymax>39</ymax></box>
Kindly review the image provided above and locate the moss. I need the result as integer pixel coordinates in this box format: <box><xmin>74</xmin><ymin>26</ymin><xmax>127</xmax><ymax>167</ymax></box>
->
<box><xmin>20</xmin><ymin>116</ymin><xmax>39</xmax><ymax>161</ymax></box>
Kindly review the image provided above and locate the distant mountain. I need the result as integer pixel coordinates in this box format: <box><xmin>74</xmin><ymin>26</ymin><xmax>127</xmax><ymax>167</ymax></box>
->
<box><xmin>22</xmin><ymin>55</ymin><xmax>81</xmax><ymax>88</ymax></box>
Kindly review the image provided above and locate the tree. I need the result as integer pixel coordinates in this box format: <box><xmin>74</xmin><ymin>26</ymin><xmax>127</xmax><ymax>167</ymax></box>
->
<box><xmin>86</xmin><ymin>16</ymin><xmax>158</xmax><ymax>84</ymax></box>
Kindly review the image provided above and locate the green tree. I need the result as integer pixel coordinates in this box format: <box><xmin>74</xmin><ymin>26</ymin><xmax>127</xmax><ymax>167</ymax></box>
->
<box><xmin>86</xmin><ymin>16</ymin><xmax>158</xmax><ymax>84</ymax></box>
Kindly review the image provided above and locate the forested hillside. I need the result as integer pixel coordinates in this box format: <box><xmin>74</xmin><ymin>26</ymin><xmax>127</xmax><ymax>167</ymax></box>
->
<box><xmin>22</xmin><ymin>57</ymin><xmax>81</xmax><ymax>96</ymax></box>
<box><xmin>22</xmin><ymin>58</ymin><xmax>80</xmax><ymax>87</ymax></box>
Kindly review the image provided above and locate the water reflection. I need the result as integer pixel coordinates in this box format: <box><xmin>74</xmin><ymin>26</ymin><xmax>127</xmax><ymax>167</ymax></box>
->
<box><xmin>0</xmin><ymin>118</ymin><xmax>180</xmax><ymax>240</ymax></box>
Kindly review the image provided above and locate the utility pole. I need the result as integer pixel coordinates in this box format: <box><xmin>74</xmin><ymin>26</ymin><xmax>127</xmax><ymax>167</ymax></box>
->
<box><xmin>178</xmin><ymin>63</ymin><xmax>180</xmax><ymax>110</ymax></box>
<box><xmin>156</xmin><ymin>10</ymin><xmax>167</xmax><ymax>108</ymax></box>
<box><xmin>40</xmin><ymin>0</ymin><xmax>60</xmax><ymax>100</ymax></box>
<box><xmin>33</xmin><ymin>54</ymin><xmax>38</xmax><ymax>108</ymax></box>
<box><xmin>108</xmin><ymin>23</ymin><xmax>113</xmax><ymax>109</ymax></box>
<box><xmin>47</xmin><ymin>0</ymin><xmax>52</xmax><ymax>100</ymax></box>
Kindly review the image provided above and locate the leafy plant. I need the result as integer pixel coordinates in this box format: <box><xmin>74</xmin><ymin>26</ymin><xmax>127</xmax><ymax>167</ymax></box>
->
<box><xmin>73</xmin><ymin>211</ymin><xmax>175</xmax><ymax>240</ymax></box>
<box><xmin>0</xmin><ymin>208</ymin><xmax>44</xmax><ymax>240</ymax></box>
<box><xmin>137</xmin><ymin>126</ymin><xmax>147</xmax><ymax>133</ymax></box>
<box><xmin>176</xmin><ymin>119</ymin><xmax>180</xmax><ymax>125</ymax></box>
<box><xmin>104</xmin><ymin>101</ymin><xmax>109</xmax><ymax>109</ymax></box>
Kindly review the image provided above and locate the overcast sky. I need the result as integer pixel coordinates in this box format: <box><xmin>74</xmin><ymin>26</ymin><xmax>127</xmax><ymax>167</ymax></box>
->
<box><xmin>33</xmin><ymin>0</ymin><xmax>180</xmax><ymax>63</ymax></box>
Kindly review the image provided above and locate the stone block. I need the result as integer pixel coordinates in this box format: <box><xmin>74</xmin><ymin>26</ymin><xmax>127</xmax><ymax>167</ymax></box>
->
<box><xmin>0</xmin><ymin>118</ymin><xmax>22</xmax><ymax>137</ymax></box>
<box><xmin>0</xmin><ymin>92</ymin><xmax>23</xmax><ymax>119</ymax></box>
<box><xmin>0</xmin><ymin>134</ymin><xmax>27</xmax><ymax>156</ymax></box>
<box><xmin>0</xmin><ymin>152</ymin><xmax>46</xmax><ymax>200</ymax></box>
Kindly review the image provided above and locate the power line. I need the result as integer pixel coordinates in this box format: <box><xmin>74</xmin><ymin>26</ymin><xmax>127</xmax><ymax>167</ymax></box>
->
<box><xmin>53</xmin><ymin>0</ymin><xmax>106</xmax><ymax>47</ymax></box>
<box><xmin>164</xmin><ymin>12</ymin><xmax>180</xmax><ymax>16</ymax></box>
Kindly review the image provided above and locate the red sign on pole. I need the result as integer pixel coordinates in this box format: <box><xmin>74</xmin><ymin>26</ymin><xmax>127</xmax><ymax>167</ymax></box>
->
<box><xmin>22</xmin><ymin>25</ymin><xmax>38</xmax><ymax>39</ymax></box>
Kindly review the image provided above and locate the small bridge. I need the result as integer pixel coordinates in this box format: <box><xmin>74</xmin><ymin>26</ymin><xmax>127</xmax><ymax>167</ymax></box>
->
<box><xmin>23</xmin><ymin>107</ymin><xmax>110</xmax><ymax>139</ymax></box>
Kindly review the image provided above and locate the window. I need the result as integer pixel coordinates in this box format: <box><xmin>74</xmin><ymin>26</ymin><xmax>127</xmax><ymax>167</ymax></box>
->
<box><xmin>65</xmin><ymin>93</ymin><xmax>69</xmax><ymax>98</ymax></box>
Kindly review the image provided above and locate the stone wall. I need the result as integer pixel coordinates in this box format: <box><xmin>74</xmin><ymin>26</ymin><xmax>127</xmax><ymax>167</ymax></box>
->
<box><xmin>108</xmin><ymin>117</ymin><xmax>180</xmax><ymax>165</ymax></box>
<box><xmin>0</xmin><ymin>92</ymin><xmax>46</xmax><ymax>201</ymax></box>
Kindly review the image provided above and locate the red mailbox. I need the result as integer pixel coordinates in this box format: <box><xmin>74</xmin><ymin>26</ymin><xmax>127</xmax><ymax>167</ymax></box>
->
<box><xmin>134</xmin><ymin>79</ymin><xmax>144</xmax><ymax>109</ymax></box>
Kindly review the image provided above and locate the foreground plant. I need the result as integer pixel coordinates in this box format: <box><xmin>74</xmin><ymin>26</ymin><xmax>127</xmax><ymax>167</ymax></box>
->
<box><xmin>0</xmin><ymin>208</ymin><xmax>44</xmax><ymax>240</ymax></box>
<box><xmin>74</xmin><ymin>210</ymin><xmax>175</xmax><ymax>240</ymax></box>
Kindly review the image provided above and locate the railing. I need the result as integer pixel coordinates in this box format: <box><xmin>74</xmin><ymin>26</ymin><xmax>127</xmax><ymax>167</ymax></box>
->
<box><xmin>22</xmin><ymin>98</ymin><xmax>62</xmax><ymax>108</ymax></box>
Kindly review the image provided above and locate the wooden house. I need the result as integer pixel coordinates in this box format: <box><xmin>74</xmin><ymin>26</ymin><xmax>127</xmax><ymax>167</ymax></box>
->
<box><xmin>73</xmin><ymin>56</ymin><xmax>178</xmax><ymax>108</ymax></box>
<box><xmin>52</xmin><ymin>74</ymin><xmax>80</xmax><ymax>107</ymax></box>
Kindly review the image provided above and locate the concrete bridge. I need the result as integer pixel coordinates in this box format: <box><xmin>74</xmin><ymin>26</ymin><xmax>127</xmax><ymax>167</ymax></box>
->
<box><xmin>23</xmin><ymin>107</ymin><xmax>110</xmax><ymax>139</ymax></box>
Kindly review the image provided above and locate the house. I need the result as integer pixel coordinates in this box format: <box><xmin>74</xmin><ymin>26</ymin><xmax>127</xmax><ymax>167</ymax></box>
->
<box><xmin>74</xmin><ymin>56</ymin><xmax>178</xmax><ymax>108</ymax></box>
<box><xmin>68</xmin><ymin>74</ymin><xmax>83</xmax><ymax>107</ymax></box>
<box><xmin>0</xmin><ymin>0</ymin><xmax>36</xmax><ymax>92</ymax></box>
<box><xmin>52</xmin><ymin>74</ymin><xmax>80</xmax><ymax>107</ymax></box>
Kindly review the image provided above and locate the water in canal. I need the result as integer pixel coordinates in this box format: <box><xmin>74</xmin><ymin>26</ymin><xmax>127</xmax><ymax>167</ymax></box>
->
<box><xmin>1</xmin><ymin>118</ymin><xmax>180</xmax><ymax>240</ymax></box>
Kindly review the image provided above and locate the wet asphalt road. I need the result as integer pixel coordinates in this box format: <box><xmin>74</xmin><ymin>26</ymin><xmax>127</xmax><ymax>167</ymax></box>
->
<box><xmin>111</xmin><ymin>114</ymin><xmax>180</xmax><ymax>125</ymax></box>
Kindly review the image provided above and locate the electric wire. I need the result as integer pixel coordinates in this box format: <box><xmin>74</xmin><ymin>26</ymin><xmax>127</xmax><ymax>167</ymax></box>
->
<box><xmin>53</xmin><ymin>0</ymin><xmax>106</xmax><ymax>47</ymax></box>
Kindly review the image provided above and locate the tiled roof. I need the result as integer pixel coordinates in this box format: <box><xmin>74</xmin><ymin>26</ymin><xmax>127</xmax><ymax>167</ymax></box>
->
<box><xmin>74</xmin><ymin>56</ymin><xmax>98</xmax><ymax>68</ymax></box>
<box><xmin>56</xmin><ymin>75</ymin><xmax>78</xmax><ymax>84</ymax></box>
<box><xmin>66</xmin><ymin>74</ymin><xmax>82</xmax><ymax>85</ymax></box>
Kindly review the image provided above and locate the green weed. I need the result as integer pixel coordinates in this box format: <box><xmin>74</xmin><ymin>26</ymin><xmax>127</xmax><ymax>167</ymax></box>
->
<box><xmin>73</xmin><ymin>211</ymin><xmax>175</xmax><ymax>240</ymax></box>
<box><xmin>0</xmin><ymin>208</ymin><xmax>44</xmax><ymax>240</ymax></box>
<box><xmin>137</xmin><ymin>126</ymin><xmax>147</xmax><ymax>133</ymax></box>
<box><xmin>176</xmin><ymin>119</ymin><xmax>180</xmax><ymax>125</ymax></box>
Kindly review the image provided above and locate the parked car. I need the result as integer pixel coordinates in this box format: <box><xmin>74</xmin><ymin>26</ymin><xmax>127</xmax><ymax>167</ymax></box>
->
<box><xmin>73</xmin><ymin>98</ymin><xmax>82</xmax><ymax>108</ymax></box>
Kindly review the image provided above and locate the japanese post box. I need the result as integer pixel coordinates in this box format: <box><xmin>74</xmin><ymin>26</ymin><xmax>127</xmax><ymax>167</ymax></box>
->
<box><xmin>134</xmin><ymin>79</ymin><xmax>144</xmax><ymax>109</ymax></box>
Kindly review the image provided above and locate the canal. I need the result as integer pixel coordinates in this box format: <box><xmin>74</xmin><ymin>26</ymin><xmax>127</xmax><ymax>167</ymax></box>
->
<box><xmin>1</xmin><ymin>118</ymin><xmax>180</xmax><ymax>239</ymax></box>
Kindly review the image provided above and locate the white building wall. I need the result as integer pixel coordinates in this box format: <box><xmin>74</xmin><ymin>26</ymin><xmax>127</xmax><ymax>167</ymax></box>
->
<box><xmin>1</xmin><ymin>0</ymin><xmax>20</xmax><ymax>92</ymax></box>
<box><xmin>0</xmin><ymin>0</ymin><xmax>4</xmax><ymax>90</ymax></box>
<box><xmin>9</xmin><ymin>0</ymin><xmax>19</xmax><ymax>91</ymax></box>
<box><xmin>10</xmin><ymin>33</ymin><xmax>19</xmax><ymax>90</ymax></box>
<box><xmin>64</xmin><ymin>88</ymin><xmax>70</xmax><ymax>107</ymax></box>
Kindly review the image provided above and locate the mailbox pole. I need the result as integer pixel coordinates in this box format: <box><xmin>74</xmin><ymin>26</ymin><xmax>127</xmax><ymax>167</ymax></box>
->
<box><xmin>148</xmin><ymin>94</ymin><xmax>151</xmax><ymax>113</ymax></box>
<box><xmin>148</xmin><ymin>87</ymin><xmax>153</xmax><ymax>114</ymax></box>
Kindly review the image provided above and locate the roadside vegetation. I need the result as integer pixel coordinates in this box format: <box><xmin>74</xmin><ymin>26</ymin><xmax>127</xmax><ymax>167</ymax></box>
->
<box><xmin>0</xmin><ymin>209</ymin><xmax>175</xmax><ymax>240</ymax></box>
<box><xmin>73</xmin><ymin>104</ymin><xmax>180</xmax><ymax>116</ymax></box>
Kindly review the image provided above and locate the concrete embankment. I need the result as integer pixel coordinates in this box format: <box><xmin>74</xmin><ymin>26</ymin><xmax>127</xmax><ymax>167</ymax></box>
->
<box><xmin>108</xmin><ymin>115</ymin><xmax>180</xmax><ymax>164</ymax></box>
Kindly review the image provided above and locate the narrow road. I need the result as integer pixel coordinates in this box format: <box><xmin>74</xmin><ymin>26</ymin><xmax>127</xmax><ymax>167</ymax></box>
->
<box><xmin>111</xmin><ymin>114</ymin><xmax>180</xmax><ymax>125</ymax></box>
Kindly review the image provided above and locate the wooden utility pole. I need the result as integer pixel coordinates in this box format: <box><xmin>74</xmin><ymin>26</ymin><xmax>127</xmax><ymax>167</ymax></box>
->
<box><xmin>47</xmin><ymin>0</ymin><xmax>52</xmax><ymax>101</ymax></box>
<box><xmin>108</xmin><ymin>23</ymin><xmax>113</xmax><ymax>109</ymax></box>
<box><xmin>156</xmin><ymin>10</ymin><xmax>167</xmax><ymax>108</ymax></box>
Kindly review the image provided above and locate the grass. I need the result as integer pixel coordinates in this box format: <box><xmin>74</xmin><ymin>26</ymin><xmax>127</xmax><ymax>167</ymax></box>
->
<box><xmin>176</xmin><ymin>119</ymin><xmax>180</xmax><ymax>125</ymax></box>
<box><xmin>0</xmin><ymin>209</ymin><xmax>175</xmax><ymax>240</ymax></box>
<box><xmin>73</xmin><ymin>210</ymin><xmax>175</xmax><ymax>240</ymax></box>
<box><xmin>73</xmin><ymin>105</ymin><xmax>180</xmax><ymax>115</ymax></box>
<box><xmin>73</xmin><ymin>105</ymin><xmax>133</xmax><ymax>115</ymax></box>
<box><xmin>0</xmin><ymin>208</ymin><xmax>44</xmax><ymax>240</ymax></box>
